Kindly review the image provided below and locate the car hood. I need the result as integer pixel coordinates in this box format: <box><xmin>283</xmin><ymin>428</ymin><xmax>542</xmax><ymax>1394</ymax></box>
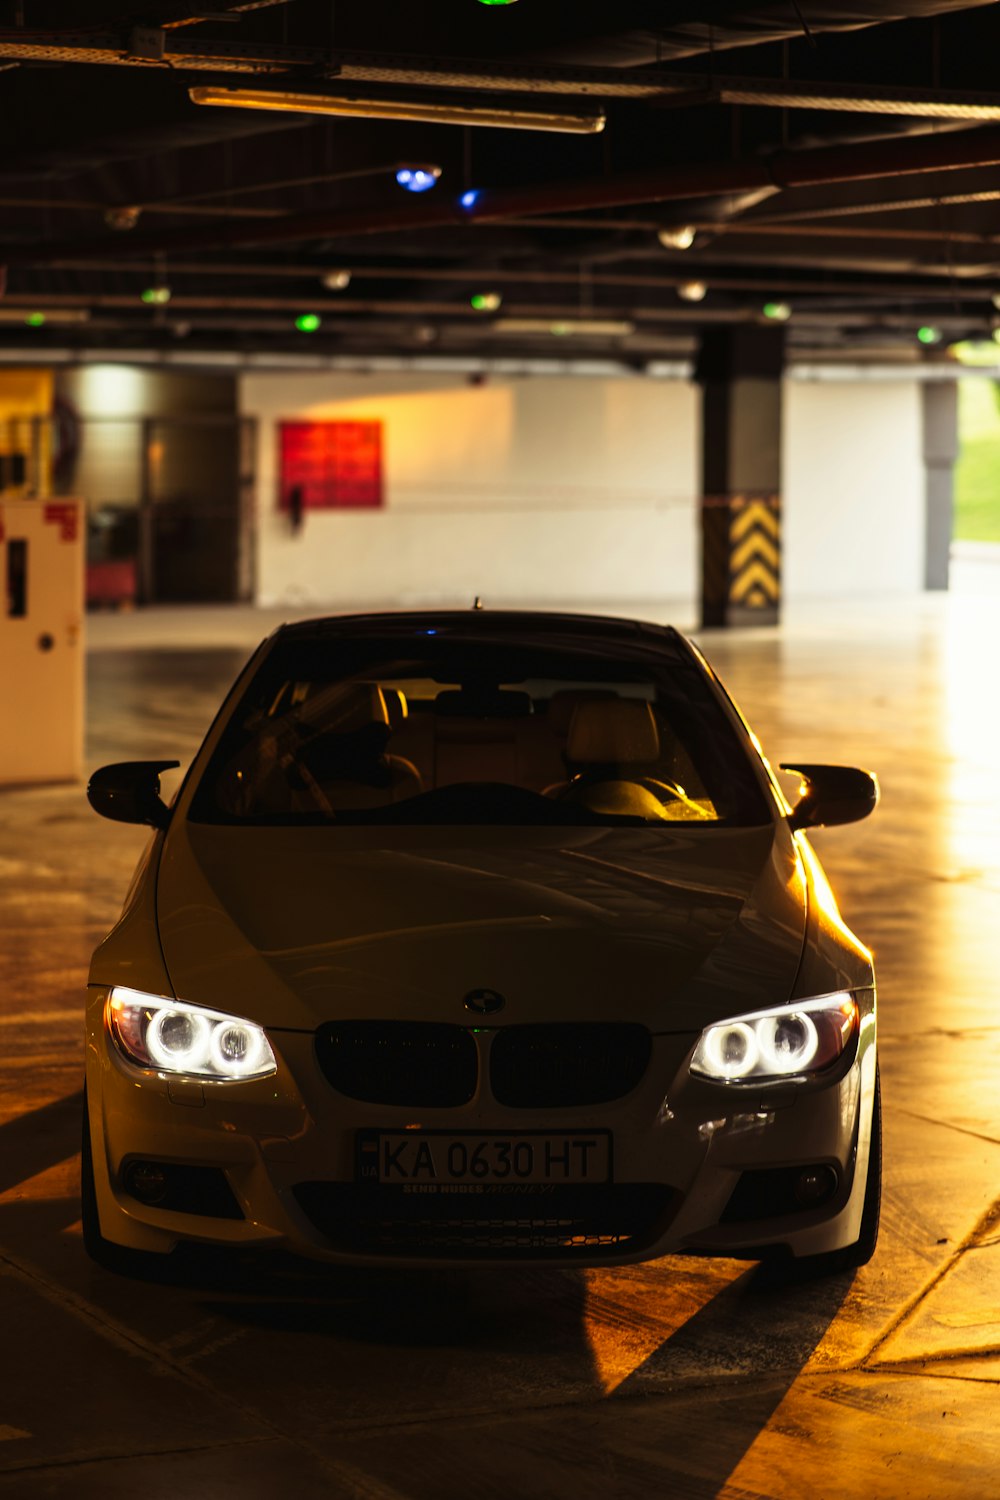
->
<box><xmin>155</xmin><ymin>822</ymin><xmax>808</xmax><ymax>1033</ymax></box>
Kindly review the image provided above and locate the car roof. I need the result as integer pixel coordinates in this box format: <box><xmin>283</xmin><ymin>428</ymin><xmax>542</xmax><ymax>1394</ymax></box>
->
<box><xmin>271</xmin><ymin>609</ymin><xmax>688</xmax><ymax>655</ymax></box>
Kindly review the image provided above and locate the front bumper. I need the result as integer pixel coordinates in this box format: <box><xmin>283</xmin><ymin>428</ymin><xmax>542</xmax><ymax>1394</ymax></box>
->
<box><xmin>84</xmin><ymin>985</ymin><xmax>877</xmax><ymax>1268</ymax></box>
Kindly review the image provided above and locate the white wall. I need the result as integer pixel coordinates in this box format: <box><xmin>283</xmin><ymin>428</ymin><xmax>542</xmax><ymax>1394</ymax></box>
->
<box><xmin>783</xmin><ymin>379</ymin><xmax>924</xmax><ymax>599</ymax></box>
<box><xmin>241</xmin><ymin>372</ymin><xmax>700</xmax><ymax>609</ymax></box>
<box><xmin>242</xmin><ymin>368</ymin><xmax>928</xmax><ymax>612</ymax></box>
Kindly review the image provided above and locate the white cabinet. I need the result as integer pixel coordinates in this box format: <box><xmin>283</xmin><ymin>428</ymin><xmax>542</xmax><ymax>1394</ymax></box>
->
<box><xmin>0</xmin><ymin>498</ymin><xmax>84</xmax><ymax>784</ymax></box>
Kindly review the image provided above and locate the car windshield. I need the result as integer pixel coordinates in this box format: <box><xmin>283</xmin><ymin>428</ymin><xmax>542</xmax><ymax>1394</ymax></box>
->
<box><xmin>188</xmin><ymin>631</ymin><xmax>771</xmax><ymax>828</ymax></box>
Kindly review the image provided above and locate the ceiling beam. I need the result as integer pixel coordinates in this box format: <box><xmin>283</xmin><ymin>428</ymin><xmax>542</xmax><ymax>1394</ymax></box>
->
<box><xmin>15</xmin><ymin>117</ymin><xmax>1000</xmax><ymax>266</ymax></box>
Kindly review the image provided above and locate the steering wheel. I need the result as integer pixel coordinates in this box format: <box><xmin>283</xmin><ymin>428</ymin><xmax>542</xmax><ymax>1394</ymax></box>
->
<box><xmin>556</xmin><ymin>773</ymin><xmax>714</xmax><ymax>820</ymax></box>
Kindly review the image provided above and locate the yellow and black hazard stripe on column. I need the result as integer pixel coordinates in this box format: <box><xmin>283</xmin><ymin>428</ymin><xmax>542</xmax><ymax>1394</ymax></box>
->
<box><xmin>701</xmin><ymin>493</ymin><xmax>781</xmax><ymax>627</ymax></box>
<box><xmin>729</xmin><ymin>494</ymin><xmax>780</xmax><ymax>620</ymax></box>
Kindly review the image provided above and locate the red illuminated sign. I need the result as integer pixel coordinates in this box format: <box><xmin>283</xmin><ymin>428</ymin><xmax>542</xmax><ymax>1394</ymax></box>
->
<box><xmin>279</xmin><ymin>420</ymin><xmax>383</xmax><ymax>511</ymax></box>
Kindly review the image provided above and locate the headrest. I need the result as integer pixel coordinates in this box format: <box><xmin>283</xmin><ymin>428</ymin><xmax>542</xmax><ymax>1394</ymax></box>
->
<box><xmin>546</xmin><ymin>688</ymin><xmax>616</xmax><ymax>737</ymax></box>
<box><xmin>304</xmin><ymin>681</ymin><xmax>389</xmax><ymax>734</ymax></box>
<box><xmin>380</xmin><ymin>686</ymin><xmax>409</xmax><ymax>731</ymax></box>
<box><xmin>434</xmin><ymin>688</ymin><xmax>532</xmax><ymax>719</ymax></box>
<box><xmin>567</xmin><ymin>699</ymin><xmax>660</xmax><ymax>765</ymax></box>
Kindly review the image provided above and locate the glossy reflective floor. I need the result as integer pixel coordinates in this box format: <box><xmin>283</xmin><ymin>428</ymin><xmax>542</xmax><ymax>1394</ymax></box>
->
<box><xmin>2</xmin><ymin>583</ymin><xmax>999</xmax><ymax>1498</ymax></box>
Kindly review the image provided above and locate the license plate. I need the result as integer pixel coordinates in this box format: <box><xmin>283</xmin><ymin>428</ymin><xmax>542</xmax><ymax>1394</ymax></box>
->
<box><xmin>357</xmin><ymin>1130</ymin><xmax>611</xmax><ymax>1186</ymax></box>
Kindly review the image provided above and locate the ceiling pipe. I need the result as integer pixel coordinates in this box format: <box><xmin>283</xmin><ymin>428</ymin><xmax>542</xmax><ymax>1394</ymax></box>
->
<box><xmin>31</xmin><ymin>258</ymin><xmax>1000</xmax><ymax>300</ymax></box>
<box><xmin>17</xmin><ymin>122</ymin><xmax>1000</xmax><ymax>266</ymax></box>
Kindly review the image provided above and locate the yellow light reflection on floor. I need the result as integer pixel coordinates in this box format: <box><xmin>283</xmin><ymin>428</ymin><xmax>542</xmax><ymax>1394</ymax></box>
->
<box><xmin>583</xmin><ymin>1259</ymin><xmax>747</xmax><ymax>1395</ymax></box>
<box><xmin>0</xmin><ymin>1154</ymin><xmax>80</xmax><ymax>1211</ymax></box>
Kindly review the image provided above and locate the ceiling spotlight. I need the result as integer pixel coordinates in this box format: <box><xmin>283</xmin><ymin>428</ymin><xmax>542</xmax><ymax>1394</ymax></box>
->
<box><xmin>762</xmin><ymin>301</ymin><xmax>792</xmax><ymax>322</ymax></box>
<box><xmin>295</xmin><ymin>313</ymin><xmax>322</xmax><ymax>333</ymax></box>
<box><xmin>190</xmin><ymin>87</ymin><xmax>603</xmax><ymax>135</ymax></box>
<box><xmin>917</xmin><ymin>325</ymin><xmax>942</xmax><ymax>345</ymax></box>
<box><xmin>677</xmin><ymin>281</ymin><xmax>707</xmax><ymax>303</ymax></box>
<box><xmin>104</xmin><ymin>205</ymin><xmax>142</xmax><ymax>231</ymax></box>
<box><xmin>141</xmin><ymin>286</ymin><xmax>171</xmax><ymax>305</ymax></box>
<box><xmin>471</xmin><ymin>292</ymin><xmax>502</xmax><ymax>312</ymax></box>
<box><xmin>321</xmin><ymin>269</ymin><xmax>352</xmax><ymax>291</ymax></box>
<box><xmin>396</xmin><ymin>165</ymin><xmax>442</xmax><ymax>194</ymax></box>
<box><xmin>657</xmin><ymin>226</ymin><xmax>697</xmax><ymax>251</ymax></box>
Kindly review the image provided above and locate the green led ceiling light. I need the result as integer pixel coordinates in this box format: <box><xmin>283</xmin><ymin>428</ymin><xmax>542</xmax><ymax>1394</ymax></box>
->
<box><xmin>471</xmin><ymin>292</ymin><xmax>502</xmax><ymax>312</ymax></box>
<box><xmin>762</xmin><ymin>301</ymin><xmax>792</xmax><ymax>321</ymax></box>
<box><xmin>917</xmin><ymin>325</ymin><xmax>941</xmax><ymax>344</ymax></box>
<box><xmin>24</xmin><ymin>312</ymin><xmax>46</xmax><ymax>327</ymax></box>
<box><xmin>295</xmin><ymin>313</ymin><xmax>322</xmax><ymax>332</ymax></box>
<box><xmin>141</xmin><ymin>286</ymin><xmax>171</xmax><ymax>305</ymax></box>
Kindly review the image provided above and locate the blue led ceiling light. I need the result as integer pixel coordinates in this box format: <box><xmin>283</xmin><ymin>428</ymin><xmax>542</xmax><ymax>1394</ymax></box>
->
<box><xmin>459</xmin><ymin>189</ymin><xmax>482</xmax><ymax>210</ymax></box>
<box><xmin>396</xmin><ymin>165</ymin><xmax>441</xmax><ymax>193</ymax></box>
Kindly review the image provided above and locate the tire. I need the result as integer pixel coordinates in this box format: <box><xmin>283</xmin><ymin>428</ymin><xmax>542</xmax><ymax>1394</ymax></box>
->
<box><xmin>783</xmin><ymin>1063</ymin><xmax>882</xmax><ymax>1280</ymax></box>
<box><xmin>80</xmin><ymin>1085</ymin><xmax>176</xmax><ymax>1280</ymax></box>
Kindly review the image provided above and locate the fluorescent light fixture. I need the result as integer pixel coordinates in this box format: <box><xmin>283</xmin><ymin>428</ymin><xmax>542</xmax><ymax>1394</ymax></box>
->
<box><xmin>0</xmin><ymin>308</ymin><xmax>91</xmax><ymax>325</ymax></box>
<box><xmin>658</xmin><ymin>225</ymin><xmax>697</xmax><ymax>250</ymax></box>
<box><xmin>949</xmin><ymin>339</ymin><xmax>1000</xmax><ymax>363</ymax></box>
<box><xmin>496</xmin><ymin>318</ymin><xmax>635</xmax><ymax>337</ymax></box>
<box><xmin>189</xmin><ymin>86</ymin><xmax>606</xmax><ymax>135</ymax></box>
<box><xmin>677</xmin><ymin>281</ymin><xmax>707</xmax><ymax>302</ymax></box>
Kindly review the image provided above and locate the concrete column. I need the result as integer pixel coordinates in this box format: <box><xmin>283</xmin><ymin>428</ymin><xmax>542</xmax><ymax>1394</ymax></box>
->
<box><xmin>695</xmin><ymin>326</ymin><xmax>785</xmax><ymax>628</ymax></box>
<box><xmin>923</xmin><ymin>379</ymin><xmax>958</xmax><ymax>592</ymax></box>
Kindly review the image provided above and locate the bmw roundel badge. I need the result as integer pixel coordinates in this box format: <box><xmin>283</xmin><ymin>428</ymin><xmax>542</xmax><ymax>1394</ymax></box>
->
<box><xmin>464</xmin><ymin>988</ymin><xmax>506</xmax><ymax>1015</ymax></box>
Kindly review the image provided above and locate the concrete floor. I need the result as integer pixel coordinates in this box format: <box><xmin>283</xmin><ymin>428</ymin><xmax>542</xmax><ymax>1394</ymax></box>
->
<box><xmin>2</xmin><ymin>587</ymin><xmax>1000</xmax><ymax>1498</ymax></box>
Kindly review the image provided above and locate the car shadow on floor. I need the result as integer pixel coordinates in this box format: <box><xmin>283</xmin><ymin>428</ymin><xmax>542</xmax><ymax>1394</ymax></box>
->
<box><xmin>0</xmin><ymin>1091</ymin><xmax>855</xmax><ymax>1499</ymax></box>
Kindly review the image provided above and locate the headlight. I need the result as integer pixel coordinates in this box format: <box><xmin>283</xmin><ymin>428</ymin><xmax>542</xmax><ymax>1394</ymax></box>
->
<box><xmin>690</xmin><ymin>992</ymin><xmax>858</xmax><ymax>1084</ymax></box>
<box><xmin>107</xmin><ymin>987</ymin><xmax>277</xmax><ymax>1082</ymax></box>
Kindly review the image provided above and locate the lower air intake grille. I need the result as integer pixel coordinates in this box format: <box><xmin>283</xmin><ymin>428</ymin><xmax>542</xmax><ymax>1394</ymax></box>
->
<box><xmin>315</xmin><ymin>1021</ymin><xmax>478</xmax><ymax>1107</ymax></box>
<box><xmin>293</xmin><ymin>1183</ymin><xmax>676</xmax><ymax>1258</ymax></box>
<box><xmin>489</xmin><ymin>1023</ymin><xmax>652</xmax><ymax>1107</ymax></box>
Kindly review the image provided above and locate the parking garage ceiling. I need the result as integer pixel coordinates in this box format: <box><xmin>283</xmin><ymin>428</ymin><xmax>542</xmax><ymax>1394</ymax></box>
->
<box><xmin>5</xmin><ymin>0</ymin><xmax>1000</xmax><ymax>365</ymax></box>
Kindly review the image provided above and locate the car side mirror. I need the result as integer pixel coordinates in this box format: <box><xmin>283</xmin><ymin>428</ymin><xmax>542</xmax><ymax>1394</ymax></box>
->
<box><xmin>780</xmin><ymin>763</ymin><xmax>879</xmax><ymax>832</ymax></box>
<box><xmin>87</xmin><ymin>761</ymin><xmax>180</xmax><ymax>830</ymax></box>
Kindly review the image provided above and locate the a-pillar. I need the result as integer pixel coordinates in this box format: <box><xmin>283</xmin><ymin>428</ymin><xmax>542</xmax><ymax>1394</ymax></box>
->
<box><xmin>923</xmin><ymin>378</ymin><xmax>958</xmax><ymax>591</ymax></box>
<box><xmin>696</xmin><ymin>325</ymin><xmax>785</xmax><ymax>628</ymax></box>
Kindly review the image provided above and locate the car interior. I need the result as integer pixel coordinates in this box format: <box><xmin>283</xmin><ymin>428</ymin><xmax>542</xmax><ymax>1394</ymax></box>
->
<box><xmin>213</xmin><ymin>670</ymin><xmax>722</xmax><ymax>823</ymax></box>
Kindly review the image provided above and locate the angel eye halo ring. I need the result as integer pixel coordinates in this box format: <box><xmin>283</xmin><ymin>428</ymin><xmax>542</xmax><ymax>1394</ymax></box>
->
<box><xmin>106</xmin><ymin>987</ymin><xmax>276</xmax><ymax>1082</ymax></box>
<box><xmin>690</xmin><ymin>992</ymin><xmax>858</xmax><ymax>1084</ymax></box>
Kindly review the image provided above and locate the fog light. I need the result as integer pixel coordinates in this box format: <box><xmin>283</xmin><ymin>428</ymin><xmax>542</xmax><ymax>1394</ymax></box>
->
<box><xmin>794</xmin><ymin>1165</ymin><xmax>838</xmax><ymax>1207</ymax></box>
<box><xmin>123</xmin><ymin>1160</ymin><xmax>168</xmax><ymax>1205</ymax></box>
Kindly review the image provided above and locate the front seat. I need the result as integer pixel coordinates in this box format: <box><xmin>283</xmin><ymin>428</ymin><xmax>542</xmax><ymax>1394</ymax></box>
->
<box><xmin>550</xmin><ymin>698</ymin><xmax>674</xmax><ymax>820</ymax></box>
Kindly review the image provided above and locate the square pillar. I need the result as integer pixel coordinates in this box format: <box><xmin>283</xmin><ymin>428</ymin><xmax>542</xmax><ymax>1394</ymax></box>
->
<box><xmin>696</xmin><ymin>326</ymin><xmax>785</xmax><ymax>628</ymax></box>
<box><xmin>923</xmin><ymin>379</ymin><xmax>958</xmax><ymax>592</ymax></box>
